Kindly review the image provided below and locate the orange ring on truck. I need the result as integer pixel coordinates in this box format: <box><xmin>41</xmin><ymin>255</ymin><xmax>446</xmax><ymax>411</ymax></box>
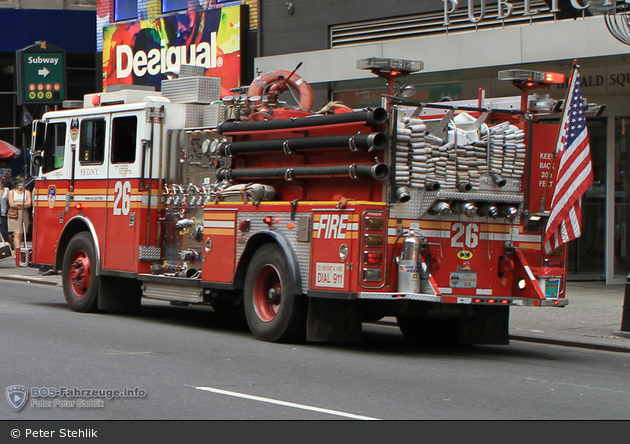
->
<box><xmin>248</xmin><ymin>70</ymin><xmax>314</xmax><ymax>111</ymax></box>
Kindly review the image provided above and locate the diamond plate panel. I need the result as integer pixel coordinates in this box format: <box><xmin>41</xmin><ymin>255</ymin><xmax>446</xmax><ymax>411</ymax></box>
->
<box><xmin>203</xmin><ymin>104</ymin><xmax>227</xmax><ymax>128</ymax></box>
<box><xmin>236</xmin><ymin>212</ymin><xmax>312</xmax><ymax>294</ymax></box>
<box><xmin>391</xmin><ymin>180</ymin><xmax>523</xmax><ymax>219</ymax></box>
<box><xmin>391</xmin><ymin>188</ymin><xmax>436</xmax><ymax>219</ymax></box>
<box><xmin>357</xmin><ymin>292</ymin><xmax>441</xmax><ymax>302</ymax></box>
<box><xmin>180</xmin><ymin>64</ymin><xmax>206</xmax><ymax>78</ymax></box>
<box><xmin>478</xmin><ymin>174</ymin><xmax>522</xmax><ymax>192</ymax></box>
<box><xmin>139</xmin><ymin>245</ymin><xmax>161</xmax><ymax>261</ymax></box>
<box><xmin>162</xmin><ymin>77</ymin><xmax>221</xmax><ymax>104</ymax></box>
<box><xmin>185</xmin><ymin>104</ymin><xmax>204</xmax><ymax>128</ymax></box>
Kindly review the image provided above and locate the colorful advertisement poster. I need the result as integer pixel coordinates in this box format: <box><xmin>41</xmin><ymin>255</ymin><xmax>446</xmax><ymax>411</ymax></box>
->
<box><xmin>102</xmin><ymin>6</ymin><xmax>242</xmax><ymax>97</ymax></box>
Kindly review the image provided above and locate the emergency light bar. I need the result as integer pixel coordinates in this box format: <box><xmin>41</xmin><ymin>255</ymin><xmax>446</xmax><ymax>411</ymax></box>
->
<box><xmin>358</xmin><ymin>57</ymin><xmax>424</xmax><ymax>75</ymax></box>
<box><xmin>498</xmin><ymin>69</ymin><xmax>565</xmax><ymax>86</ymax></box>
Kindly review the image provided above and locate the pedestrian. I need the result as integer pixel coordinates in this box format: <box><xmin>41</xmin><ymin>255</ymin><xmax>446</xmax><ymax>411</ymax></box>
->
<box><xmin>0</xmin><ymin>177</ymin><xmax>9</xmax><ymax>242</ymax></box>
<box><xmin>7</xmin><ymin>176</ymin><xmax>32</xmax><ymax>254</ymax></box>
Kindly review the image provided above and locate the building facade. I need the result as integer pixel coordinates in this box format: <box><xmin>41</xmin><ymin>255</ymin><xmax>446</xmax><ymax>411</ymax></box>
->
<box><xmin>0</xmin><ymin>0</ymin><xmax>98</xmax><ymax>179</ymax></box>
<box><xmin>253</xmin><ymin>0</ymin><xmax>630</xmax><ymax>284</ymax></box>
<box><xmin>95</xmin><ymin>0</ymin><xmax>258</xmax><ymax>94</ymax></box>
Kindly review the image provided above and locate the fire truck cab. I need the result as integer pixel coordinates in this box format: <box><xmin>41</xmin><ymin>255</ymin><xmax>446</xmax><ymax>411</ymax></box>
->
<box><xmin>30</xmin><ymin>60</ymin><xmax>578</xmax><ymax>345</ymax></box>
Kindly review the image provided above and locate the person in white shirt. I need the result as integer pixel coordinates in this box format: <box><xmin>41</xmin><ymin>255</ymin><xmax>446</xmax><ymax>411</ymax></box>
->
<box><xmin>0</xmin><ymin>177</ymin><xmax>9</xmax><ymax>241</ymax></box>
<box><xmin>8</xmin><ymin>176</ymin><xmax>32</xmax><ymax>251</ymax></box>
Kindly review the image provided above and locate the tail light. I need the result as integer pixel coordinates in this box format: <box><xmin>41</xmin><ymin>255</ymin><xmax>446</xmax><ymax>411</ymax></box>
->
<box><xmin>361</xmin><ymin>212</ymin><xmax>387</xmax><ymax>288</ymax></box>
<box><xmin>364</xmin><ymin>251</ymin><xmax>383</xmax><ymax>265</ymax></box>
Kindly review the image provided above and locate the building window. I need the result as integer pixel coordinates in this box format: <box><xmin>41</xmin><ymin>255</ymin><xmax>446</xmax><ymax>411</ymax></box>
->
<box><xmin>80</xmin><ymin>119</ymin><xmax>106</xmax><ymax>165</ymax></box>
<box><xmin>111</xmin><ymin>116</ymin><xmax>138</xmax><ymax>164</ymax></box>
<box><xmin>163</xmin><ymin>0</ymin><xmax>188</xmax><ymax>13</ymax></box>
<box><xmin>42</xmin><ymin>122</ymin><xmax>66</xmax><ymax>174</ymax></box>
<box><xmin>115</xmin><ymin>0</ymin><xmax>138</xmax><ymax>21</ymax></box>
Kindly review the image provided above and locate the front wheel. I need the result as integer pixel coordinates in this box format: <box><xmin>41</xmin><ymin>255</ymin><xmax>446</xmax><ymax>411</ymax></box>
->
<box><xmin>243</xmin><ymin>244</ymin><xmax>306</xmax><ymax>343</ymax></box>
<box><xmin>62</xmin><ymin>232</ymin><xmax>99</xmax><ymax>313</ymax></box>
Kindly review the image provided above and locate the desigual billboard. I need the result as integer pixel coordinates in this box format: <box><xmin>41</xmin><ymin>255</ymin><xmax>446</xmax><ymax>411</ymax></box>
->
<box><xmin>102</xmin><ymin>6</ymin><xmax>243</xmax><ymax>96</ymax></box>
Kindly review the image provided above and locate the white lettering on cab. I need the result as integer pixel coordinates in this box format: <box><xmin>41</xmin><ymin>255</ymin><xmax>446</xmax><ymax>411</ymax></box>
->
<box><xmin>81</xmin><ymin>168</ymin><xmax>99</xmax><ymax>176</ymax></box>
<box><xmin>316</xmin><ymin>214</ymin><xmax>349</xmax><ymax>239</ymax></box>
<box><xmin>315</xmin><ymin>263</ymin><xmax>345</xmax><ymax>288</ymax></box>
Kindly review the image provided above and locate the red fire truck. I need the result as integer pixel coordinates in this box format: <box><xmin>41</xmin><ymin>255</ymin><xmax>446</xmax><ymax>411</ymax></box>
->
<box><xmin>30</xmin><ymin>59</ymin><xmax>586</xmax><ymax>345</ymax></box>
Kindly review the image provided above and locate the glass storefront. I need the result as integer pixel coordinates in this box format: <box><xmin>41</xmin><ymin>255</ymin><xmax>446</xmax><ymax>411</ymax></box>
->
<box><xmin>567</xmin><ymin>119</ymin><xmax>607</xmax><ymax>280</ymax></box>
<box><xmin>615</xmin><ymin>117</ymin><xmax>630</xmax><ymax>278</ymax></box>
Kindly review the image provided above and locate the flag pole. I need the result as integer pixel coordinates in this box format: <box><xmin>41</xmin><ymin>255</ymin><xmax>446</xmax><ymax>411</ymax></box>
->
<box><xmin>539</xmin><ymin>60</ymin><xmax>579</xmax><ymax>214</ymax></box>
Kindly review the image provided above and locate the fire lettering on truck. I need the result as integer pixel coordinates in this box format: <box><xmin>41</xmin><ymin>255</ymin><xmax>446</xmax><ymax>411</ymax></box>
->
<box><xmin>315</xmin><ymin>262</ymin><xmax>345</xmax><ymax>288</ymax></box>
<box><xmin>314</xmin><ymin>214</ymin><xmax>350</xmax><ymax>239</ymax></box>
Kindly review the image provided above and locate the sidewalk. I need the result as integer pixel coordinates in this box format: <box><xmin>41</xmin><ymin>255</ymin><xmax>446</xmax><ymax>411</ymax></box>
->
<box><xmin>1</xmin><ymin>250</ymin><xmax>629</xmax><ymax>352</ymax></box>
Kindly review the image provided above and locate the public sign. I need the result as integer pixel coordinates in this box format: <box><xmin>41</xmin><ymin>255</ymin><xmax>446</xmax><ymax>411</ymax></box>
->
<box><xmin>16</xmin><ymin>42</ymin><xmax>66</xmax><ymax>105</ymax></box>
<box><xmin>102</xmin><ymin>5</ymin><xmax>243</xmax><ymax>96</ymax></box>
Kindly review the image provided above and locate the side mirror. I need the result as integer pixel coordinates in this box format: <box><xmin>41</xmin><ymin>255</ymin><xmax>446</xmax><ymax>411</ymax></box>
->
<box><xmin>32</xmin><ymin>120</ymin><xmax>46</xmax><ymax>152</ymax></box>
<box><xmin>32</xmin><ymin>151</ymin><xmax>44</xmax><ymax>168</ymax></box>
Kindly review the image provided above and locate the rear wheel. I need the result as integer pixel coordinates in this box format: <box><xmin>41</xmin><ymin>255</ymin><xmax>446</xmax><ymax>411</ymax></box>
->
<box><xmin>62</xmin><ymin>232</ymin><xmax>99</xmax><ymax>313</ymax></box>
<box><xmin>243</xmin><ymin>244</ymin><xmax>306</xmax><ymax>343</ymax></box>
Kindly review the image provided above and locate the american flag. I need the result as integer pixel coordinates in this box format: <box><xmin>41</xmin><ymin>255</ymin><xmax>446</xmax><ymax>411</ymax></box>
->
<box><xmin>543</xmin><ymin>66</ymin><xmax>593</xmax><ymax>254</ymax></box>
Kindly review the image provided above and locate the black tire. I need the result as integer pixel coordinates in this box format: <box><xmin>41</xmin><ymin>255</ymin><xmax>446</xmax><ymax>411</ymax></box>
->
<box><xmin>62</xmin><ymin>232</ymin><xmax>99</xmax><ymax>313</ymax></box>
<box><xmin>397</xmin><ymin>316</ymin><xmax>459</xmax><ymax>347</ymax></box>
<box><xmin>243</xmin><ymin>244</ymin><xmax>306</xmax><ymax>343</ymax></box>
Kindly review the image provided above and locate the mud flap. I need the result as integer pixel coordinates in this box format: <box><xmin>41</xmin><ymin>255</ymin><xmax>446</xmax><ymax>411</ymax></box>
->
<box><xmin>98</xmin><ymin>276</ymin><xmax>142</xmax><ymax>313</ymax></box>
<box><xmin>458</xmin><ymin>305</ymin><xmax>509</xmax><ymax>345</ymax></box>
<box><xmin>306</xmin><ymin>298</ymin><xmax>362</xmax><ymax>343</ymax></box>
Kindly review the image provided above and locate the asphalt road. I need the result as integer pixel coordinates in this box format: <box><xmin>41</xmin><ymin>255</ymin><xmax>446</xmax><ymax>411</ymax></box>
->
<box><xmin>1</xmin><ymin>280</ymin><xmax>629</xmax><ymax>420</ymax></box>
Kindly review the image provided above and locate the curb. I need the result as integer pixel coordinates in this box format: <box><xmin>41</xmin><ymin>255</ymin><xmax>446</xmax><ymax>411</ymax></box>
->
<box><xmin>0</xmin><ymin>274</ymin><xmax>59</xmax><ymax>286</ymax></box>
<box><xmin>508</xmin><ymin>335</ymin><xmax>630</xmax><ymax>353</ymax></box>
<box><xmin>375</xmin><ymin>319</ymin><xmax>630</xmax><ymax>353</ymax></box>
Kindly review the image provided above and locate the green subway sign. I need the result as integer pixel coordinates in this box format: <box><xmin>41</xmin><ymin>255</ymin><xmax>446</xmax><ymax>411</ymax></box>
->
<box><xmin>16</xmin><ymin>42</ymin><xmax>66</xmax><ymax>105</ymax></box>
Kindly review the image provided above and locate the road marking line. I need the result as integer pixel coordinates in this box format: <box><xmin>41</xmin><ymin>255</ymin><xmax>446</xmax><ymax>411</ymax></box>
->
<box><xmin>525</xmin><ymin>377</ymin><xmax>627</xmax><ymax>394</ymax></box>
<box><xmin>194</xmin><ymin>386</ymin><xmax>380</xmax><ymax>420</ymax></box>
<box><xmin>104</xmin><ymin>350</ymin><xmax>156</xmax><ymax>358</ymax></box>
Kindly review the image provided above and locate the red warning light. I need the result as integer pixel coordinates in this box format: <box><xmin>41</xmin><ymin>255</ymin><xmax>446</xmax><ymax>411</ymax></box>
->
<box><xmin>545</xmin><ymin>72</ymin><xmax>565</xmax><ymax>84</ymax></box>
<box><xmin>238</xmin><ymin>219</ymin><xmax>250</xmax><ymax>232</ymax></box>
<box><xmin>263</xmin><ymin>216</ymin><xmax>273</xmax><ymax>225</ymax></box>
<box><xmin>91</xmin><ymin>95</ymin><xmax>101</xmax><ymax>106</ymax></box>
<box><xmin>74</xmin><ymin>203</ymin><xmax>83</xmax><ymax>211</ymax></box>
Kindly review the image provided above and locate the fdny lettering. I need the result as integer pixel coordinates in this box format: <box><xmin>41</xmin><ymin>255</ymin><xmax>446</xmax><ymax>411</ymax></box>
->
<box><xmin>316</xmin><ymin>214</ymin><xmax>349</xmax><ymax>239</ymax></box>
<box><xmin>81</xmin><ymin>168</ymin><xmax>99</xmax><ymax>176</ymax></box>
